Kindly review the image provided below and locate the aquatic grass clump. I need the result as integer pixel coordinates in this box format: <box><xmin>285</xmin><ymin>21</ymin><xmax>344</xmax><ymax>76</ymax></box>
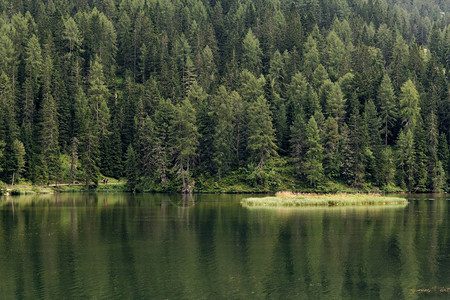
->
<box><xmin>242</xmin><ymin>193</ymin><xmax>408</xmax><ymax>207</ymax></box>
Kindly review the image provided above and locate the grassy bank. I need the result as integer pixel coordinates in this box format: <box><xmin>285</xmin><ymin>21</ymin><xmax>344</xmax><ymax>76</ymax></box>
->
<box><xmin>0</xmin><ymin>181</ymin><xmax>128</xmax><ymax>196</ymax></box>
<box><xmin>241</xmin><ymin>192</ymin><xmax>409</xmax><ymax>207</ymax></box>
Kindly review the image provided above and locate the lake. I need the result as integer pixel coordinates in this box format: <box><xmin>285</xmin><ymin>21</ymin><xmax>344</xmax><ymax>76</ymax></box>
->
<box><xmin>0</xmin><ymin>193</ymin><xmax>449</xmax><ymax>299</ymax></box>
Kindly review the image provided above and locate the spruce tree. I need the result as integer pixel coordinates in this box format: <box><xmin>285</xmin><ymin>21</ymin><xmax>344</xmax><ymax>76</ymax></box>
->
<box><xmin>41</xmin><ymin>43</ymin><xmax>61</xmax><ymax>184</ymax></box>
<box><xmin>242</xmin><ymin>28</ymin><xmax>262</xmax><ymax>75</ymax></box>
<box><xmin>303</xmin><ymin>116</ymin><xmax>324</xmax><ymax>187</ymax></box>
<box><xmin>427</xmin><ymin>110</ymin><xmax>440</xmax><ymax>191</ymax></box>
<box><xmin>246</xmin><ymin>95</ymin><xmax>277</xmax><ymax>169</ymax></box>
<box><xmin>11</xmin><ymin>139</ymin><xmax>25</xmax><ymax>186</ymax></box>
<box><xmin>399</xmin><ymin>79</ymin><xmax>420</xmax><ymax>130</ymax></box>
<box><xmin>212</xmin><ymin>86</ymin><xmax>237</xmax><ymax>177</ymax></box>
<box><xmin>151</xmin><ymin>98</ymin><xmax>176</xmax><ymax>185</ymax></box>
<box><xmin>174</xmin><ymin>98</ymin><xmax>199</xmax><ymax>193</ymax></box>
<box><xmin>125</xmin><ymin>144</ymin><xmax>138</xmax><ymax>192</ymax></box>
<box><xmin>303</xmin><ymin>35</ymin><xmax>320</xmax><ymax>80</ymax></box>
<box><xmin>323</xmin><ymin>117</ymin><xmax>340</xmax><ymax>178</ymax></box>
<box><xmin>378</xmin><ymin>74</ymin><xmax>397</xmax><ymax>149</ymax></box>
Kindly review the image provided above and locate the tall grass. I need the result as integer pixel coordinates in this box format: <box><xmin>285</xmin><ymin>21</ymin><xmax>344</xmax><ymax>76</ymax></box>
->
<box><xmin>242</xmin><ymin>193</ymin><xmax>408</xmax><ymax>207</ymax></box>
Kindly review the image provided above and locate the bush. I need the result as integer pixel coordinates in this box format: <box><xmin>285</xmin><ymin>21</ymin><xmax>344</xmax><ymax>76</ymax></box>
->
<box><xmin>0</xmin><ymin>181</ymin><xmax>6</xmax><ymax>195</ymax></box>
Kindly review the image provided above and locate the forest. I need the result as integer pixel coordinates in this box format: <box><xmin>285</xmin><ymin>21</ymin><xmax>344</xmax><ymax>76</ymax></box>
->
<box><xmin>0</xmin><ymin>0</ymin><xmax>448</xmax><ymax>193</ymax></box>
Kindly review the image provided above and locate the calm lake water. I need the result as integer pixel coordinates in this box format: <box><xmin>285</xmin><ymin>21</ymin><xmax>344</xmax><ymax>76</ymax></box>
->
<box><xmin>0</xmin><ymin>193</ymin><xmax>449</xmax><ymax>299</ymax></box>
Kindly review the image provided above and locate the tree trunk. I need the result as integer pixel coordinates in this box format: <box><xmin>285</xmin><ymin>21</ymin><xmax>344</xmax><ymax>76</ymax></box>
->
<box><xmin>12</xmin><ymin>172</ymin><xmax>15</xmax><ymax>186</ymax></box>
<box><xmin>181</xmin><ymin>162</ymin><xmax>186</xmax><ymax>193</ymax></box>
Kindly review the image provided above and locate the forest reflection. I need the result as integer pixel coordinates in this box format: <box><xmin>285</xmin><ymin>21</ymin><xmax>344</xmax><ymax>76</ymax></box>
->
<box><xmin>0</xmin><ymin>194</ymin><xmax>448</xmax><ymax>299</ymax></box>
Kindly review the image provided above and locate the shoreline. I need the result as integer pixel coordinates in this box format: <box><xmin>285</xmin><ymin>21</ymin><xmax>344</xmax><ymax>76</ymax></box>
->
<box><xmin>1</xmin><ymin>184</ymin><xmax>446</xmax><ymax>197</ymax></box>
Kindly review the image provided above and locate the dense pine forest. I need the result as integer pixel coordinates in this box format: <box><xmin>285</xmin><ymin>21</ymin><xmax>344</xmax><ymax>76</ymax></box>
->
<box><xmin>0</xmin><ymin>0</ymin><xmax>448</xmax><ymax>192</ymax></box>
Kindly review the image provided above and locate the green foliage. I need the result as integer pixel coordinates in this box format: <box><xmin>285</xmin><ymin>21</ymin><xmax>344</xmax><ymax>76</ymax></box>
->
<box><xmin>378</xmin><ymin>74</ymin><xmax>397</xmax><ymax>148</ymax></box>
<box><xmin>242</xmin><ymin>29</ymin><xmax>262</xmax><ymax>75</ymax></box>
<box><xmin>125</xmin><ymin>144</ymin><xmax>137</xmax><ymax>192</ymax></box>
<box><xmin>0</xmin><ymin>181</ymin><xmax>6</xmax><ymax>195</ymax></box>
<box><xmin>0</xmin><ymin>1</ymin><xmax>447</xmax><ymax>193</ymax></box>
<box><xmin>303</xmin><ymin>116</ymin><xmax>324</xmax><ymax>187</ymax></box>
<box><xmin>246</xmin><ymin>95</ymin><xmax>277</xmax><ymax>170</ymax></box>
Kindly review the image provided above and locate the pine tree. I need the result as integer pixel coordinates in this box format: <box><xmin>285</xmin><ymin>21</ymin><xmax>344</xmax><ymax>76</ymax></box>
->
<box><xmin>63</xmin><ymin>16</ymin><xmax>83</xmax><ymax>55</ymax></box>
<box><xmin>290</xmin><ymin>110</ymin><xmax>306</xmax><ymax>175</ymax></box>
<box><xmin>212</xmin><ymin>86</ymin><xmax>236</xmax><ymax>177</ymax></box>
<box><xmin>125</xmin><ymin>144</ymin><xmax>138</xmax><ymax>192</ymax></box>
<box><xmin>323</xmin><ymin>117</ymin><xmax>340</xmax><ymax>178</ymax></box>
<box><xmin>151</xmin><ymin>98</ymin><xmax>176</xmax><ymax>185</ymax></box>
<box><xmin>399</xmin><ymin>79</ymin><xmax>420</xmax><ymax>130</ymax></box>
<box><xmin>326</xmin><ymin>30</ymin><xmax>348</xmax><ymax>80</ymax></box>
<box><xmin>11</xmin><ymin>139</ymin><xmax>25</xmax><ymax>186</ymax></box>
<box><xmin>136</xmin><ymin>115</ymin><xmax>154</xmax><ymax>176</ymax></box>
<box><xmin>303</xmin><ymin>35</ymin><xmax>320</xmax><ymax>80</ymax></box>
<box><xmin>378</xmin><ymin>74</ymin><xmax>397</xmax><ymax>149</ymax></box>
<box><xmin>437</xmin><ymin>133</ymin><xmax>449</xmax><ymax>186</ymax></box>
<box><xmin>427</xmin><ymin>110</ymin><xmax>440</xmax><ymax>191</ymax></box>
<box><xmin>391</xmin><ymin>34</ymin><xmax>409</xmax><ymax>89</ymax></box>
<box><xmin>363</xmin><ymin>99</ymin><xmax>383</xmax><ymax>184</ymax></box>
<box><xmin>242</xmin><ymin>28</ymin><xmax>262</xmax><ymax>75</ymax></box>
<box><xmin>174</xmin><ymin>98</ymin><xmax>199</xmax><ymax>193</ymax></box>
<box><xmin>88</xmin><ymin>56</ymin><xmax>110</xmax><ymax>137</ymax></box>
<box><xmin>41</xmin><ymin>43</ymin><xmax>61</xmax><ymax>184</ymax></box>
<box><xmin>303</xmin><ymin>116</ymin><xmax>324</xmax><ymax>187</ymax></box>
<box><xmin>325</xmin><ymin>82</ymin><xmax>346</xmax><ymax>127</ymax></box>
<box><xmin>342</xmin><ymin>108</ymin><xmax>365</xmax><ymax>187</ymax></box>
<box><xmin>397</xmin><ymin>128</ymin><xmax>415</xmax><ymax>191</ymax></box>
<box><xmin>247</xmin><ymin>96</ymin><xmax>277</xmax><ymax>169</ymax></box>
<box><xmin>74</xmin><ymin>86</ymin><xmax>99</xmax><ymax>188</ymax></box>
<box><xmin>69</xmin><ymin>137</ymin><xmax>79</xmax><ymax>186</ymax></box>
<box><xmin>414</xmin><ymin>118</ymin><xmax>428</xmax><ymax>191</ymax></box>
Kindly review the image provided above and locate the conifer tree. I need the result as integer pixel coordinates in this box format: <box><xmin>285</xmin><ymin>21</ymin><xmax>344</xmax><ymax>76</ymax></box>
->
<box><xmin>414</xmin><ymin>117</ymin><xmax>429</xmax><ymax>192</ymax></box>
<box><xmin>427</xmin><ymin>110</ymin><xmax>440</xmax><ymax>191</ymax></box>
<box><xmin>397</xmin><ymin>128</ymin><xmax>415</xmax><ymax>191</ymax></box>
<box><xmin>342</xmin><ymin>108</ymin><xmax>365</xmax><ymax>187</ymax></box>
<box><xmin>11</xmin><ymin>139</ymin><xmax>25</xmax><ymax>186</ymax></box>
<box><xmin>125</xmin><ymin>144</ymin><xmax>137</xmax><ymax>192</ymax></box>
<box><xmin>174</xmin><ymin>98</ymin><xmax>199</xmax><ymax>193</ymax></box>
<box><xmin>136</xmin><ymin>115</ymin><xmax>154</xmax><ymax>176</ymax></box>
<box><xmin>378</xmin><ymin>74</ymin><xmax>397</xmax><ymax>149</ymax></box>
<box><xmin>212</xmin><ymin>86</ymin><xmax>236</xmax><ymax>177</ymax></box>
<box><xmin>41</xmin><ymin>41</ymin><xmax>61</xmax><ymax>183</ymax></box>
<box><xmin>326</xmin><ymin>30</ymin><xmax>347</xmax><ymax>80</ymax></box>
<box><xmin>323</xmin><ymin>117</ymin><xmax>340</xmax><ymax>178</ymax></box>
<box><xmin>63</xmin><ymin>16</ymin><xmax>83</xmax><ymax>55</ymax></box>
<box><xmin>247</xmin><ymin>95</ymin><xmax>277</xmax><ymax>169</ymax></box>
<box><xmin>399</xmin><ymin>79</ymin><xmax>420</xmax><ymax>130</ymax></box>
<box><xmin>303</xmin><ymin>35</ymin><xmax>320</xmax><ymax>80</ymax></box>
<box><xmin>437</xmin><ymin>133</ymin><xmax>449</xmax><ymax>185</ymax></box>
<box><xmin>303</xmin><ymin>116</ymin><xmax>324</xmax><ymax>186</ymax></box>
<box><xmin>242</xmin><ymin>28</ymin><xmax>262</xmax><ymax>75</ymax></box>
<box><xmin>151</xmin><ymin>98</ymin><xmax>176</xmax><ymax>185</ymax></box>
<box><xmin>290</xmin><ymin>110</ymin><xmax>306</xmax><ymax>175</ymax></box>
<box><xmin>88</xmin><ymin>56</ymin><xmax>110</xmax><ymax>136</ymax></box>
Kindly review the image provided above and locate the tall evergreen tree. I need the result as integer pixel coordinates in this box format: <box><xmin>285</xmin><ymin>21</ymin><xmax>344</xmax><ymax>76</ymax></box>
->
<box><xmin>323</xmin><ymin>117</ymin><xmax>340</xmax><ymax>178</ymax></box>
<box><xmin>246</xmin><ymin>95</ymin><xmax>277</xmax><ymax>169</ymax></box>
<box><xmin>174</xmin><ymin>98</ymin><xmax>199</xmax><ymax>193</ymax></box>
<box><xmin>399</xmin><ymin>79</ymin><xmax>420</xmax><ymax>131</ymax></box>
<box><xmin>11</xmin><ymin>139</ymin><xmax>25</xmax><ymax>185</ymax></box>
<box><xmin>212</xmin><ymin>86</ymin><xmax>237</xmax><ymax>177</ymax></box>
<box><xmin>242</xmin><ymin>28</ymin><xmax>262</xmax><ymax>75</ymax></box>
<box><xmin>378</xmin><ymin>74</ymin><xmax>397</xmax><ymax>149</ymax></box>
<box><xmin>303</xmin><ymin>116</ymin><xmax>324</xmax><ymax>186</ymax></box>
<box><xmin>125</xmin><ymin>144</ymin><xmax>138</xmax><ymax>192</ymax></box>
<box><xmin>40</xmin><ymin>41</ymin><xmax>61</xmax><ymax>183</ymax></box>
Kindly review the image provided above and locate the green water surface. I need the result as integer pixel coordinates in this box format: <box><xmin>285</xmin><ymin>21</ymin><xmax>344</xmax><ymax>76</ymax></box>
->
<box><xmin>0</xmin><ymin>193</ymin><xmax>449</xmax><ymax>299</ymax></box>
